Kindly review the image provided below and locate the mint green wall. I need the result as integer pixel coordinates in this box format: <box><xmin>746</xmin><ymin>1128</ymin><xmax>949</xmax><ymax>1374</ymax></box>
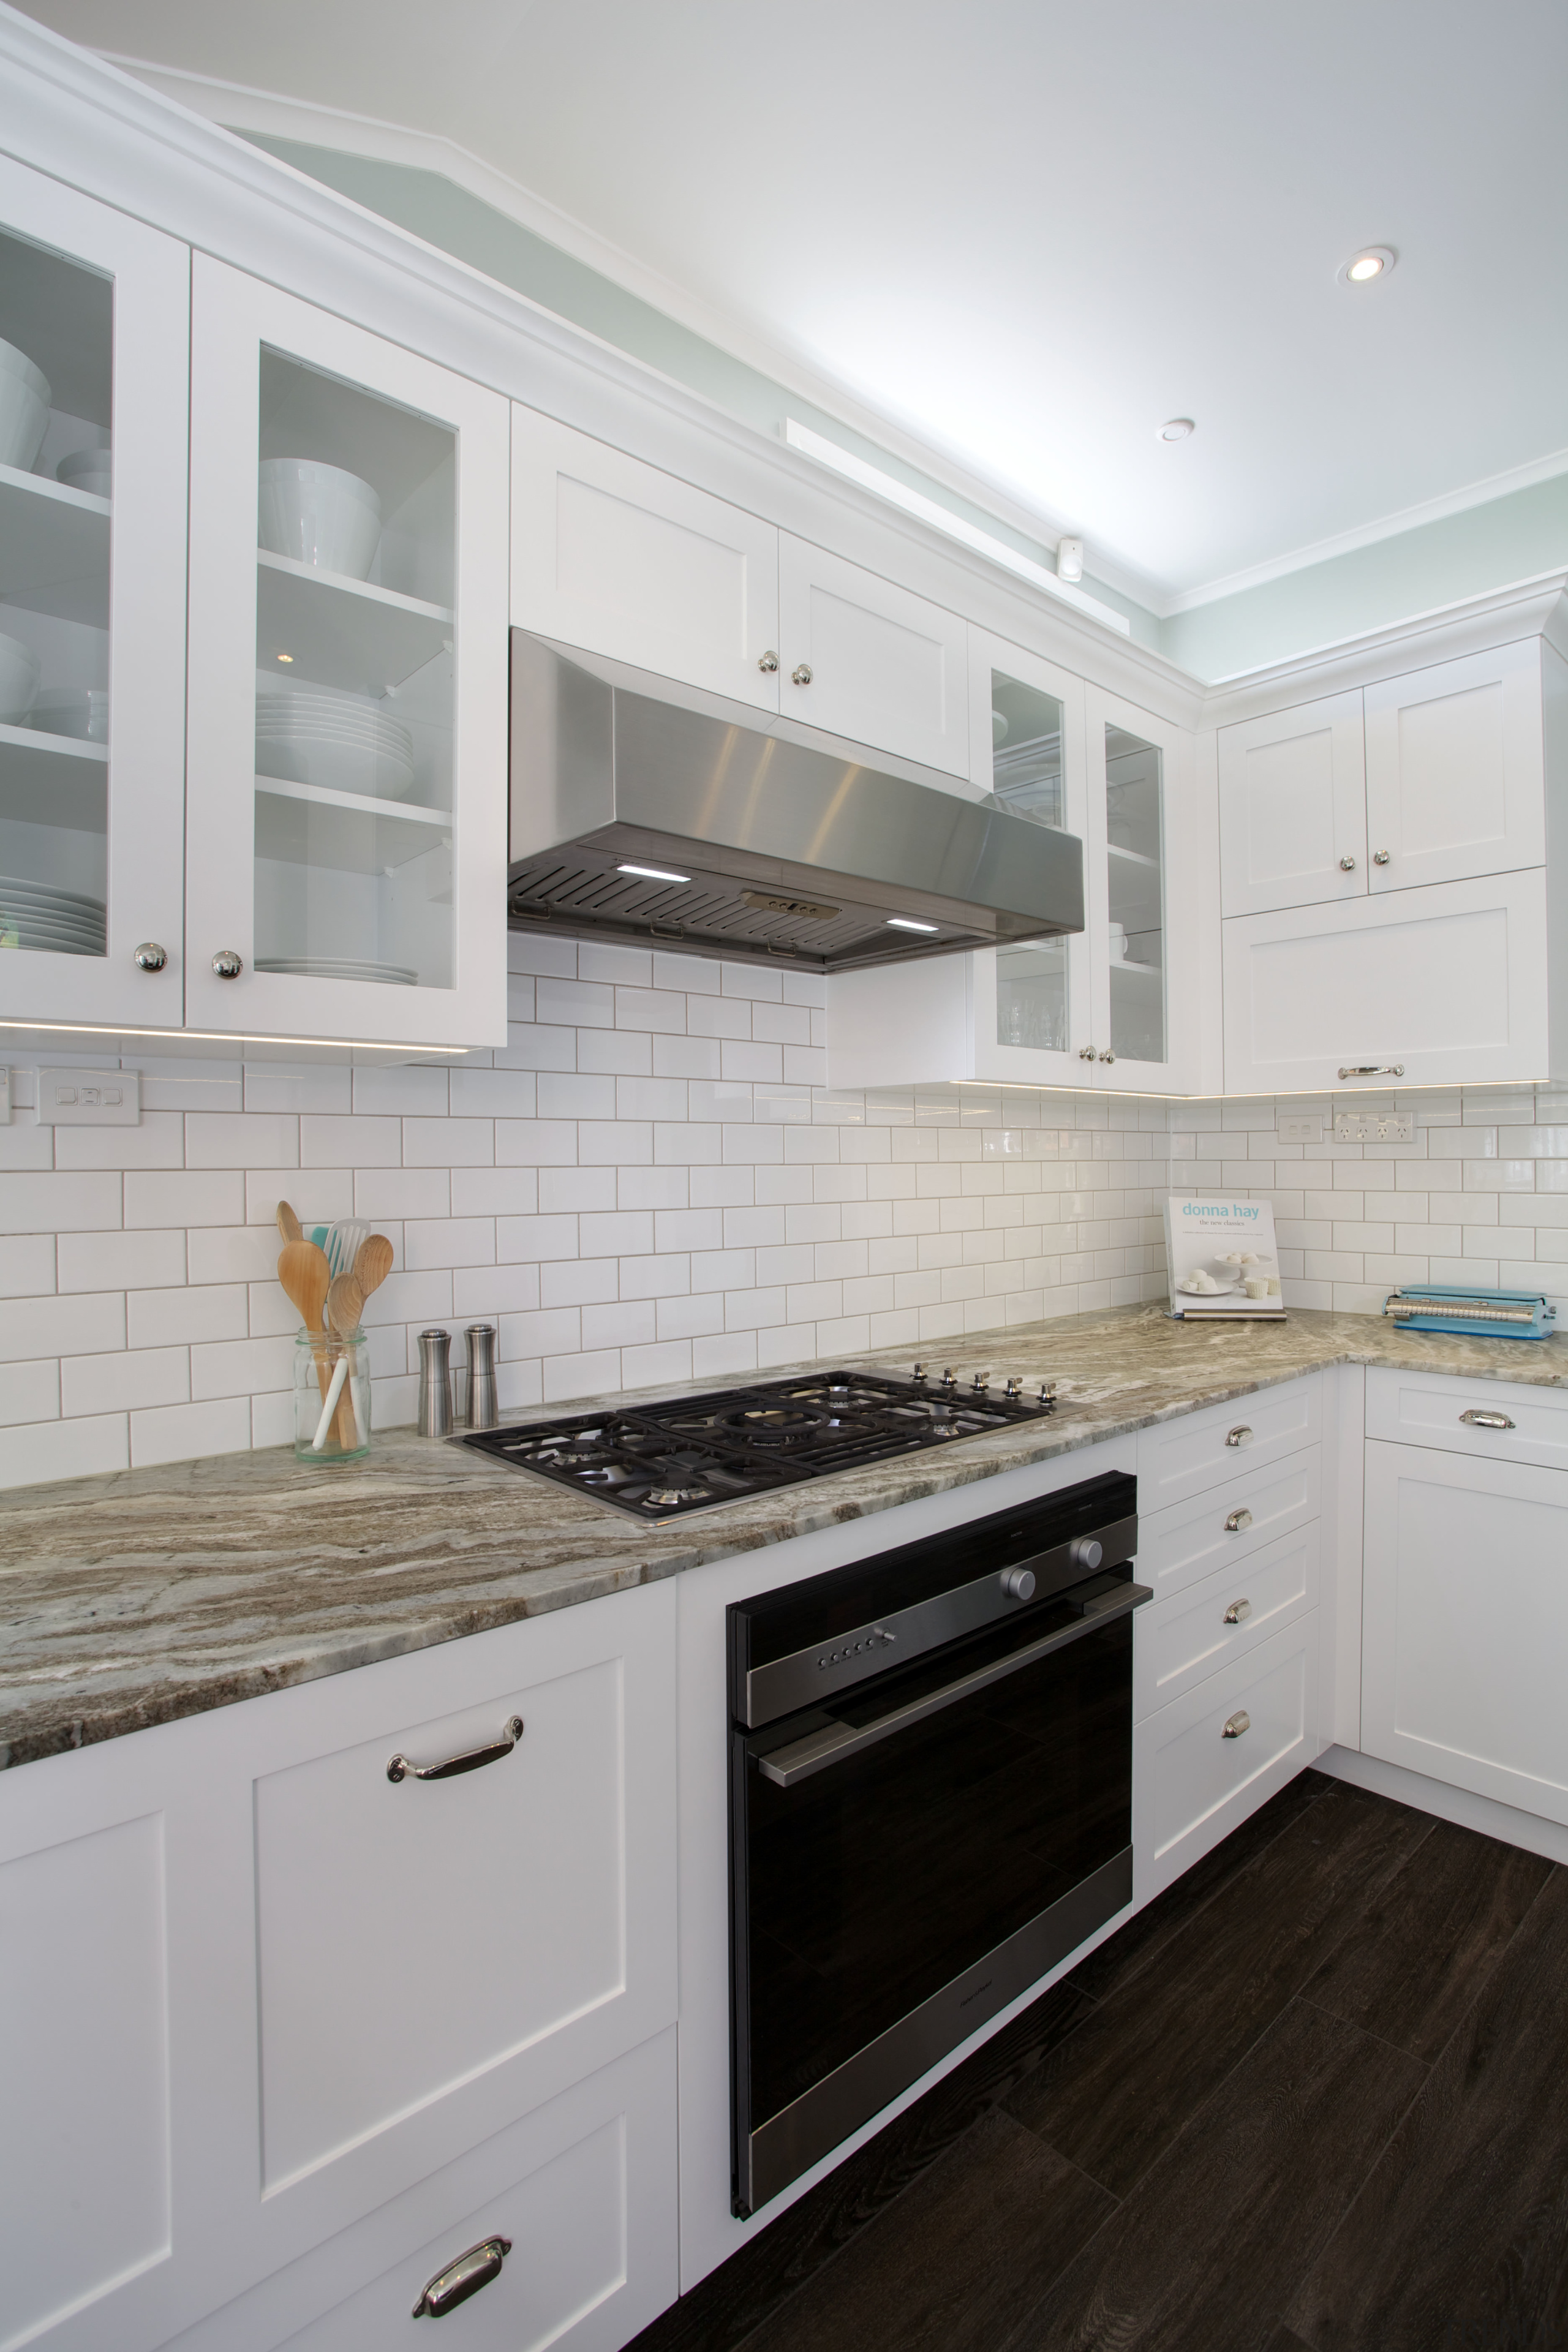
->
<box><xmin>245</xmin><ymin>134</ymin><xmax>1565</xmax><ymax>688</ymax></box>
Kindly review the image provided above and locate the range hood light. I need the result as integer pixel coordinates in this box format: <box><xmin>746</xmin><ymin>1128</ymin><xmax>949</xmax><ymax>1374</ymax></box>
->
<box><xmin>886</xmin><ymin>916</ymin><xmax>940</xmax><ymax>933</ymax></box>
<box><xmin>617</xmin><ymin>861</ymin><xmax>691</xmax><ymax>884</ymax></box>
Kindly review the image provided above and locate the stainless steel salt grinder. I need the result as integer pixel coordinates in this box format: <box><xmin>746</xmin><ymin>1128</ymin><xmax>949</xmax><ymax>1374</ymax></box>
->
<box><xmin>417</xmin><ymin>1327</ymin><xmax>453</xmax><ymax>1437</ymax></box>
<box><xmin>463</xmin><ymin>1322</ymin><xmax>499</xmax><ymax>1431</ymax></box>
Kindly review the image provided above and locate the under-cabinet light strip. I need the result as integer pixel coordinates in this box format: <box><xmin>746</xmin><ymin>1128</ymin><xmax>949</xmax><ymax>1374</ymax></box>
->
<box><xmin>783</xmin><ymin>421</ymin><xmax>1131</xmax><ymax>636</ymax></box>
<box><xmin>0</xmin><ymin>1018</ymin><xmax>474</xmax><ymax>1055</ymax></box>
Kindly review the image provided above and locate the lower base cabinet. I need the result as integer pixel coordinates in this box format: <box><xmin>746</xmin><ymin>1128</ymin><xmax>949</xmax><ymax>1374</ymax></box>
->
<box><xmin>1362</xmin><ymin>1436</ymin><xmax>1568</xmax><ymax>1824</ymax></box>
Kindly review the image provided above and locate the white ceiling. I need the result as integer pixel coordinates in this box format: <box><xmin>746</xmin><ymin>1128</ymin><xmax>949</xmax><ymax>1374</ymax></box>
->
<box><xmin>21</xmin><ymin>0</ymin><xmax>1568</xmax><ymax>606</ymax></box>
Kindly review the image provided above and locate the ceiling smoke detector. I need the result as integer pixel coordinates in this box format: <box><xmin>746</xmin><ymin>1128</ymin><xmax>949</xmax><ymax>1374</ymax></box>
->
<box><xmin>1340</xmin><ymin>246</ymin><xmax>1396</xmax><ymax>286</ymax></box>
<box><xmin>1155</xmin><ymin>418</ymin><xmax>1195</xmax><ymax>443</ymax></box>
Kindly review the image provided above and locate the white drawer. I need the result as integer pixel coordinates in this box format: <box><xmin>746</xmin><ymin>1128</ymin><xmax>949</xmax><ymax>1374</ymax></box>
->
<box><xmin>1134</xmin><ymin>1617</ymin><xmax>1317</xmax><ymax>1905</ymax></box>
<box><xmin>168</xmin><ymin>2032</ymin><xmax>678</xmax><ymax>2352</ymax></box>
<box><xmin>1366</xmin><ymin>1365</ymin><xmax>1568</xmax><ymax>1473</ymax></box>
<box><xmin>1137</xmin><ymin>1449</ymin><xmax>1320</xmax><ymax>1602</ymax></box>
<box><xmin>1135</xmin><ymin>1523</ymin><xmax>1319</xmax><ymax>1721</ymax></box>
<box><xmin>1137</xmin><ymin>1376</ymin><xmax>1321</xmax><ymax>1508</ymax></box>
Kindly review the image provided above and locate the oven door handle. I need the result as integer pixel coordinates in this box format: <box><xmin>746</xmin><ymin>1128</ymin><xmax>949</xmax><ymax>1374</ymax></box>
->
<box><xmin>756</xmin><ymin>1582</ymin><xmax>1153</xmax><ymax>1789</ymax></box>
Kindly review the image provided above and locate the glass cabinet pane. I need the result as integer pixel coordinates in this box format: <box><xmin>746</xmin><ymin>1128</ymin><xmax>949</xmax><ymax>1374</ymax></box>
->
<box><xmin>252</xmin><ymin>350</ymin><xmax>456</xmax><ymax>992</ymax></box>
<box><xmin>0</xmin><ymin>230</ymin><xmax>111</xmax><ymax>963</ymax></box>
<box><xmin>1104</xmin><ymin>721</ymin><xmax>1166</xmax><ymax>1064</ymax></box>
<box><xmin>989</xmin><ymin>667</ymin><xmax>1071</xmax><ymax>1052</ymax></box>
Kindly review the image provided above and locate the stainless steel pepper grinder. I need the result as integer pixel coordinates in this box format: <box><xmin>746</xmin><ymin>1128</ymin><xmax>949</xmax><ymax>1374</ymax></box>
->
<box><xmin>417</xmin><ymin>1327</ymin><xmax>453</xmax><ymax>1436</ymax></box>
<box><xmin>463</xmin><ymin>1322</ymin><xmax>499</xmax><ymax>1431</ymax></box>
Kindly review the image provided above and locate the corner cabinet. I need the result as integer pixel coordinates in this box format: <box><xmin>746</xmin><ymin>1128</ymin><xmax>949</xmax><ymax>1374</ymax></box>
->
<box><xmin>184</xmin><ymin>257</ymin><xmax>510</xmax><ymax>1047</ymax></box>
<box><xmin>827</xmin><ymin>639</ymin><xmax>1200</xmax><ymax>1094</ymax></box>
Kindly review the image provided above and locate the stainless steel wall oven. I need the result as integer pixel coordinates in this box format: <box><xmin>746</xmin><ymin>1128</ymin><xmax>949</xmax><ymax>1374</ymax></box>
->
<box><xmin>728</xmin><ymin>1471</ymin><xmax>1147</xmax><ymax>2215</ymax></box>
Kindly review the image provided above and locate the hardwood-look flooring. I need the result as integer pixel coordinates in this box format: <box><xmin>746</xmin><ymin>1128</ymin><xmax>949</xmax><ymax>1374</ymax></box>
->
<box><xmin>627</xmin><ymin>1771</ymin><xmax>1567</xmax><ymax>2352</ymax></box>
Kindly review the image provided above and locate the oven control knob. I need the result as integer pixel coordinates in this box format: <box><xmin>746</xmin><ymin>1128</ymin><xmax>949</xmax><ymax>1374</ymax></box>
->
<box><xmin>1069</xmin><ymin>1538</ymin><xmax>1104</xmax><ymax>1571</ymax></box>
<box><xmin>1001</xmin><ymin>1567</ymin><xmax>1036</xmax><ymax>1600</ymax></box>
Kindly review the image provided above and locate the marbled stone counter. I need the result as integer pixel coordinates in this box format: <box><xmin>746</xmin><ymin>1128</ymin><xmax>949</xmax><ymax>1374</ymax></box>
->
<box><xmin>3</xmin><ymin>1304</ymin><xmax>1564</xmax><ymax>1768</ymax></box>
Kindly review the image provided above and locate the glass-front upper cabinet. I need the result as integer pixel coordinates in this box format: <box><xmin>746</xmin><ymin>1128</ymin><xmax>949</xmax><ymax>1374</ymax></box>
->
<box><xmin>0</xmin><ymin>157</ymin><xmax>188</xmax><ymax>1030</ymax></box>
<box><xmin>1084</xmin><ymin>682</ymin><xmax>1194</xmax><ymax>1091</ymax></box>
<box><xmin>184</xmin><ymin>258</ymin><xmax>509</xmax><ymax>1046</ymax></box>
<box><xmin>965</xmin><ymin>630</ymin><xmax>1090</xmax><ymax>1084</ymax></box>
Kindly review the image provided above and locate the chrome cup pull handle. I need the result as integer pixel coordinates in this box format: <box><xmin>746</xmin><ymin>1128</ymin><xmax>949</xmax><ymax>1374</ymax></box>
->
<box><xmin>412</xmin><ymin>2235</ymin><xmax>512</xmax><ymax>2318</ymax></box>
<box><xmin>388</xmin><ymin>1716</ymin><xmax>524</xmax><ymax>1784</ymax></box>
<box><xmin>1225</xmin><ymin>1425</ymin><xmax>1253</xmax><ymax>1449</ymax></box>
<box><xmin>1222</xmin><ymin>1709</ymin><xmax>1251</xmax><ymax>1739</ymax></box>
<box><xmin>1460</xmin><ymin>1408</ymin><xmax>1515</xmax><ymax>1430</ymax></box>
<box><xmin>1337</xmin><ymin>1063</ymin><xmax>1404</xmax><ymax>1079</ymax></box>
<box><xmin>1224</xmin><ymin>1507</ymin><xmax>1253</xmax><ymax>1533</ymax></box>
<box><xmin>1224</xmin><ymin>1598</ymin><xmax>1252</xmax><ymax>1625</ymax></box>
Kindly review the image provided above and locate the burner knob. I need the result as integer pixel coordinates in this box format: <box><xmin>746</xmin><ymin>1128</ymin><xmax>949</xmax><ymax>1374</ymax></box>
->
<box><xmin>1004</xmin><ymin>1376</ymin><xmax>1022</xmax><ymax>1400</ymax></box>
<box><xmin>940</xmin><ymin>1368</ymin><xmax>958</xmax><ymax>1390</ymax></box>
<box><xmin>1001</xmin><ymin>1567</ymin><xmax>1036</xmax><ymax>1600</ymax></box>
<box><xmin>971</xmin><ymin>1372</ymin><xmax>990</xmax><ymax>1395</ymax></box>
<box><xmin>1069</xmin><ymin>1537</ymin><xmax>1104</xmax><ymax>1571</ymax></box>
<box><xmin>911</xmin><ymin>1362</ymin><xmax>927</xmax><ymax>1384</ymax></box>
<box><xmin>1039</xmin><ymin>1383</ymin><xmax>1057</xmax><ymax>1409</ymax></box>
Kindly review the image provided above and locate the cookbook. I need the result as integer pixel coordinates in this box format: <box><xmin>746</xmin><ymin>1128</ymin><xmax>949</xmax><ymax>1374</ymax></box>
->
<box><xmin>1164</xmin><ymin>1195</ymin><xmax>1286</xmax><ymax>1318</ymax></box>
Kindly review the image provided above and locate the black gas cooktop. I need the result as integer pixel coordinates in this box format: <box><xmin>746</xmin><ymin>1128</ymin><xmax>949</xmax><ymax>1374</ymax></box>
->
<box><xmin>458</xmin><ymin>1366</ymin><xmax>1057</xmax><ymax>1521</ymax></box>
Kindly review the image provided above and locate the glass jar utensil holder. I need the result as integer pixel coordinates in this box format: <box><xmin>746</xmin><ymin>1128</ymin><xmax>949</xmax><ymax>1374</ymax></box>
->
<box><xmin>295</xmin><ymin>1326</ymin><xmax>371</xmax><ymax>1462</ymax></box>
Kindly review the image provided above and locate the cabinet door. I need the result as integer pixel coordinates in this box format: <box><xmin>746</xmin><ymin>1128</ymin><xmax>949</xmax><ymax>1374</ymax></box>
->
<box><xmin>1084</xmin><ymin>685</ymin><xmax>1197</xmax><ymax>1091</ymax></box>
<box><xmin>1222</xmin><ymin>868</ymin><xmax>1547</xmax><ymax>1093</ymax></box>
<box><xmin>1363</xmin><ymin>641</ymin><xmax>1545</xmax><ymax>892</ymax></box>
<box><xmin>1218</xmin><ymin>690</ymin><xmax>1366</xmax><ymax>917</ymax></box>
<box><xmin>1363</xmin><ymin>1438</ymin><xmax>1568</xmax><ymax>1823</ymax></box>
<box><xmin>184</xmin><ymin>255</ymin><xmax>510</xmax><ymax>1047</ymax></box>
<box><xmin>0</xmin><ymin>156</ymin><xmax>188</xmax><ymax>1029</ymax></box>
<box><xmin>778</xmin><ymin>534</ymin><xmax>969</xmax><ymax>775</ymax></box>
<box><xmin>511</xmin><ymin>407</ymin><xmax>780</xmax><ymax>711</ymax></box>
<box><xmin>967</xmin><ymin>630</ymin><xmax>1092</xmax><ymax>1083</ymax></box>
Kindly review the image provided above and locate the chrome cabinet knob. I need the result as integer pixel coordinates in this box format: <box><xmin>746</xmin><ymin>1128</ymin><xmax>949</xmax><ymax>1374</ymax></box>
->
<box><xmin>1069</xmin><ymin>1537</ymin><xmax>1104</xmax><ymax>1570</ymax></box>
<box><xmin>1373</xmin><ymin>849</ymin><xmax>1391</xmax><ymax>865</ymax></box>
<box><xmin>1338</xmin><ymin>855</ymin><xmax>1356</xmax><ymax>871</ymax></box>
<box><xmin>1079</xmin><ymin>1045</ymin><xmax>1096</xmax><ymax>1061</ymax></box>
<box><xmin>1098</xmin><ymin>1049</ymin><xmax>1117</xmax><ymax>1064</ymax></box>
<box><xmin>791</xmin><ymin>663</ymin><xmax>813</xmax><ymax>686</ymax></box>
<box><xmin>133</xmin><ymin>941</ymin><xmax>168</xmax><ymax>972</ymax></box>
<box><xmin>1002</xmin><ymin>1567</ymin><xmax>1036</xmax><ymax>1600</ymax></box>
<box><xmin>758</xmin><ymin>650</ymin><xmax>779</xmax><ymax>674</ymax></box>
<box><xmin>211</xmin><ymin>949</ymin><xmax>243</xmax><ymax>979</ymax></box>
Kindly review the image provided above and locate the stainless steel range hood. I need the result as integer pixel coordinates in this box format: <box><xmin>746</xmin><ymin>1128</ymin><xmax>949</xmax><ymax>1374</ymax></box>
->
<box><xmin>508</xmin><ymin>631</ymin><xmax>1084</xmax><ymax>972</ymax></box>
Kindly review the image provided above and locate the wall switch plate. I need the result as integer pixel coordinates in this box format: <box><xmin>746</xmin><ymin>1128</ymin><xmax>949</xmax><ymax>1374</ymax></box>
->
<box><xmin>0</xmin><ymin>1065</ymin><xmax>9</xmax><ymax>1124</ymax></box>
<box><xmin>1334</xmin><ymin>1109</ymin><xmax>1414</xmax><ymax>1143</ymax></box>
<box><xmin>1277</xmin><ymin>1113</ymin><xmax>1322</xmax><ymax>1144</ymax></box>
<box><xmin>36</xmin><ymin>1067</ymin><xmax>140</xmax><ymax>1125</ymax></box>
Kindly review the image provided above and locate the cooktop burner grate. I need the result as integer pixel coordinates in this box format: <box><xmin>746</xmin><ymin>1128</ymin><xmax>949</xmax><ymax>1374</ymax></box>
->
<box><xmin>458</xmin><ymin>1368</ymin><xmax>1056</xmax><ymax>1520</ymax></box>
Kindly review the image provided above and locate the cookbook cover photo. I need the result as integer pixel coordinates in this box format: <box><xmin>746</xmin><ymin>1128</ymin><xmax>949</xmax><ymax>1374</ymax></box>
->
<box><xmin>1164</xmin><ymin>1195</ymin><xmax>1286</xmax><ymax>1319</ymax></box>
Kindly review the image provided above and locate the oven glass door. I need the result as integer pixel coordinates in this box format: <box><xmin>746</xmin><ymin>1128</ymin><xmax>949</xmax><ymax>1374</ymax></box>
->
<box><xmin>734</xmin><ymin>1597</ymin><xmax>1131</xmax><ymax>2188</ymax></box>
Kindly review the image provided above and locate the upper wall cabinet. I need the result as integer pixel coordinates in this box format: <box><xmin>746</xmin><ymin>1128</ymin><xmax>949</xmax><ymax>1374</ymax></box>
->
<box><xmin>776</xmin><ymin>534</ymin><xmax>970</xmax><ymax>776</ymax></box>
<box><xmin>1218</xmin><ymin>690</ymin><xmax>1366</xmax><ymax>918</ymax></box>
<box><xmin>511</xmin><ymin>408</ymin><xmax>780</xmax><ymax>712</ymax></box>
<box><xmin>0</xmin><ymin>155</ymin><xmax>189</xmax><ymax>1030</ymax></box>
<box><xmin>184</xmin><ymin>258</ymin><xmax>510</xmax><ymax>1046</ymax></box>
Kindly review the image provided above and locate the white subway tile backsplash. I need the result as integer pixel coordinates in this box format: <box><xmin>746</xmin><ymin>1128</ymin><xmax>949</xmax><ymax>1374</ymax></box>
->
<box><xmin>127</xmin><ymin>1284</ymin><xmax>247</xmax><ymax>1349</ymax></box>
<box><xmin>0</xmin><ymin>1411</ymin><xmax>128</xmax><ymax>1487</ymax></box>
<box><xmin>1</xmin><ymin>1290</ymin><xmax>126</xmax><ymax>1363</ymax></box>
<box><xmin>59</xmin><ymin>1228</ymin><xmax>184</xmax><ymax>1294</ymax></box>
<box><xmin>0</xmin><ymin>1232</ymin><xmax>55</xmax><ymax>1297</ymax></box>
<box><xmin>132</xmin><ymin>1395</ymin><xmax>252</xmax><ymax>1468</ymax></box>
<box><xmin>0</xmin><ymin>1358</ymin><xmax>58</xmax><ymax>1427</ymax></box>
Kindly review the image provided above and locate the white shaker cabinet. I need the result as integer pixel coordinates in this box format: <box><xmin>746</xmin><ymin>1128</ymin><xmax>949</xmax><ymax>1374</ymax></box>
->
<box><xmin>510</xmin><ymin>407</ymin><xmax>781</xmax><ymax>712</ymax></box>
<box><xmin>0</xmin><ymin>154</ymin><xmax>189</xmax><ymax>1030</ymax></box>
<box><xmin>777</xmin><ymin>533</ymin><xmax>970</xmax><ymax>777</ymax></box>
<box><xmin>184</xmin><ymin>255</ymin><xmax>510</xmax><ymax>1047</ymax></box>
<box><xmin>1218</xmin><ymin>690</ymin><xmax>1367</xmax><ymax>918</ymax></box>
<box><xmin>1362</xmin><ymin>641</ymin><xmax>1547</xmax><ymax>894</ymax></box>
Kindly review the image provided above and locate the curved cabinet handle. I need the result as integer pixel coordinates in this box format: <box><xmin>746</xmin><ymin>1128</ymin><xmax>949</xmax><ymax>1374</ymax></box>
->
<box><xmin>1224</xmin><ymin>1507</ymin><xmax>1253</xmax><ymax>1533</ymax></box>
<box><xmin>133</xmin><ymin>941</ymin><xmax>168</xmax><ymax>972</ymax></box>
<box><xmin>1225</xmin><ymin>1425</ymin><xmax>1253</xmax><ymax>1449</ymax></box>
<box><xmin>791</xmin><ymin>663</ymin><xmax>813</xmax><ymax>686</ymax></box>
<box><xmin>1222</xmin><ymin>1709</ymin><xmax>1251</xmax><ymax>1740</ymax></box>
<box><xmin>388</xmin><ymin>1715</ymin><xmax>524</xmax><ymax>1784</ymax></box>
<box><xmin>1460</xmin><ymin>1408</ymin><xmax>1515</xmax><ymax>1431</ymax></box>
<box><xmin>757</xmin><ymin>650</ymin><xmax>779</xmax><ymax>674</ymax></box>
<box><xmin>211</xmin><ymin>949</ymin><xmax>243</xmax><ymax>979</ymax></box>
<box><xmin>1224</xmin><ymin>1597</ymin><xmax>1251</xmax><ymax>1625</ymax></box>
<box><xmin>1338</xmin><ymin>1064</ymin><xmax>1404</xmax><ymax>1079</ymax></box>
<box><xmin>412</xmin><ymin>2236</ymin><xmax>512</xmax><ymax>2318</ymax></box>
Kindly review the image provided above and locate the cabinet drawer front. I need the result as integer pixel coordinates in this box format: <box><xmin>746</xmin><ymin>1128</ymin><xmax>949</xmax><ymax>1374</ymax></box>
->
<box><xmin>1363</xmin><ymin>1439</ymin><xmax>1568</xmax><ymax>1825</ymax></box>
<box><xmin>1136</xmin><ymin>1523</ymin><xmax>1318</xmax><ymax>1720</ymax></box>
<box><xmin>1137</xmin><ymin>1449</ymin><xmax>1320</xmax><ymax>1599</ymax></box>
<box><xmin>1366</xmin><ymin>1365</ymin><xmax>1568</xmax><ymax>1472</ymax></box>
<box><xmin>1136</xmin><ymin>1619</ymin><xmax>1317</xmax><ymax>1893</ymax></box>
<box><xmin>1137</xmin><ymin>1379</ymin><xmax>1320</xmax><ymax>1508</ymax></box>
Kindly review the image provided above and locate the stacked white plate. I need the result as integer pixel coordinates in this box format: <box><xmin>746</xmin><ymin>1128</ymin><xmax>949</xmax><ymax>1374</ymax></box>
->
<box><xmin>255</xmin><ymin>956</ymin><xmax>417</xmax><ymax>986</ymax></box>
<box><xmin>255</xmin><ymin>680</ymin><xmax>416</xmax><ymax>801</ymax></box>
<box><xmin>0</xmin><ymin>874</ymin><xmax>106</xmax><ymax>955</ymax></box>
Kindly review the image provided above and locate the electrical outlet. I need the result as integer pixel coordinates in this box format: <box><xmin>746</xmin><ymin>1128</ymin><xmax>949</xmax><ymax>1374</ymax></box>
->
<box><xmin>36</xmin><ymin>1067</ymin><xmax>140</xmax><ymax>1126</ymax></box>
<box><xmin>1277</xmin><ymin>1113</ymin><xmax>1322</xmax><ymax>1144</ymax></box>
<box><xmin>1333</xmin><ymin>1109</ymin><xmax>1414</xmax><ymax>1144</ymax></box>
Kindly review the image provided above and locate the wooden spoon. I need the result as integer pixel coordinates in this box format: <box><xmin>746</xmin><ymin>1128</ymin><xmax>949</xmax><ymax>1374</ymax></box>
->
<box><xmin>277</xmin><ymin>1238</ymin><xmax>330</xmax><ymax>1333</ymax></box>
<box><xmin>320</xmin><ymin>1271</ymin><xmax>366</xmax><ymax>1448</ymax></box>
<box><xmin>276</xmin><ymin>1198</ymin><xmax>303</xmax><ymax>1246</ymax></box>
<box><xmin>326</xmin><ymin>1272</ymin><xmax>364</xmax><ymax>1338</ymax></box>
<box><xmin>352</xmin><ymin>1232</ymin><xmax>394</xmax><ymax>1301</ymax></box>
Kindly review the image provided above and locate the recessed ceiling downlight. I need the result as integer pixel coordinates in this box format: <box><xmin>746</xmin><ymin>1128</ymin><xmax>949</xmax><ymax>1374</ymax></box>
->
<box><xmin>1341</xmin><ymin>246</ymin><xmax>1396</xmax><ymax>286</ymax></box>
<box><xmin>1156</xmin><ymin>418</ymin><xmax>1194</xmax><ymax>443</ymax></box>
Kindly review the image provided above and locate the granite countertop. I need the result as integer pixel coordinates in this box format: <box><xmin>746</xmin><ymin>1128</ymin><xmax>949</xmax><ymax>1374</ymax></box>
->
<box><xmin>3</xmin><ymin>1304</ymin><xmax>1564</xmax><ymax>1770</ymax></box>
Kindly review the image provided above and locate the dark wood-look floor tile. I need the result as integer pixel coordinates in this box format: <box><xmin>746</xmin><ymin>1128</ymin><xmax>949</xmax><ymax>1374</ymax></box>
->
<box><xmin>736</xmin><ymin>2109</ymin><xmax>1115</xmax><ymax>2352</ymax></box>
<box><xmin>1287</xmin><ymin>1863</ymin><xmax>1568</xmax><ymax>2352</ymax></box>
<box><xmin>1300</xmin><ymin>1817</ymin><xmax>1553</xmax><ymax>2063</ymax></box>
<box><xmin>1003</xmin><ymin>1787</ymin><xmax>1431</xmax><ymax>2197</ymax></box>
<box><xmin>624</xmin><ymin>1980</ymin><xmax>1098</xmax><ymax>2352</ymax></box>
<box><xmin>1066</xmin><ymin>1768</ymin><xmax>1332</xmax><ymax>2003</ymax></box>
<box><xmin>1000</xmin><ymin>1999</ymin><xmax>1425</xmax><ymax>2352</ymax></box>
<box><xmin>1262</xmin><ymin>2331</ymin><xmax>1317</xmax><ymax>2351</ymax></box>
